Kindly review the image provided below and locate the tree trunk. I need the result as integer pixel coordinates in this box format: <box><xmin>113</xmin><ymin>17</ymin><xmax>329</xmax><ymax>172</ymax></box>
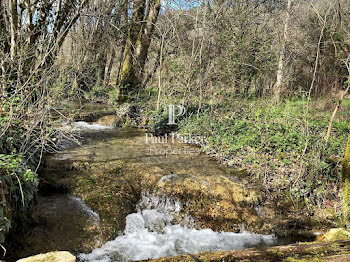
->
<box><xmin>0</xmin><ymin>1</ymin><xmax>8</xmax><ymax>95</ymax></box>
<box><xmin>143</xmin><ymin>44</ymin><xmax>161</xmax><ymax>87</ymax></box>
<box><xmin>118</xmin><ymin>0</ymin><xmax>146</xmax><ymax>100</ymax></box>
<box><xmin>156</xmin><ymin>35</ymin><xmax>164</xmax><ymax>110</ymax></box>
<box><xmin>104</xmin><ymin>48</ymin><xmax>116</xmax><ymax>87</ymax></box>
<box><xmin>273</xmin><ymin>0</ymin><xmax>292</xmax><ymax>103</ymax></box>
<box><xmin>116</xmin><ymin>0</ymin><xmax>129</xmax><ymax>81</ymax></box>
<box><xmin>96</xmin><ymin>51</ymin><xmax>107</xmax><ymax>87</ymax></box>
<box><xmin>134</xmin><ymin>0</ymin><xmax>161</xmax><ymax>85</ymax></box>
<box><xmin>118</xmin><ymin>0</ymin><xmax>160</xmax><ymax>102</ymax></box>
<box><xmin>342</xmin><ymin>125</ymin><xmax>350</xmax><ymax>228</ymax></box>
<box><xmin>8</xmin><ymin>0</ymin><xmax>18</xmax><ymax>60</ymax></box>
<box><xmin>25</xmin><ymin>0</ymin><xmax>33</xmax><ymax>45</ymax></box>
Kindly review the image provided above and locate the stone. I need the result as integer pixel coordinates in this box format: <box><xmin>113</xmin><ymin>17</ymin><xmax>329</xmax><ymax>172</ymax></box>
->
<box><xmin>95</xmin><ymin>115</ymin><xmax>121</xmax><ymax>127</ymax></box>
<box><xmin>16</xmin><ymin>251</ymin><xmax>75</xmax><ymax>262</ymax></box>
<box><xmin>322</xmin><ymin>228</ymin><xmax>350</xmax><ymax>242</ymax></box>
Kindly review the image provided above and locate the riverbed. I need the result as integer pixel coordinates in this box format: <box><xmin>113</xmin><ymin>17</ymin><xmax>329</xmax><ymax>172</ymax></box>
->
<box><xmin>7</xmin><ymin>119</ymin><xmax>310</xmax><ymax>261</ymax></box>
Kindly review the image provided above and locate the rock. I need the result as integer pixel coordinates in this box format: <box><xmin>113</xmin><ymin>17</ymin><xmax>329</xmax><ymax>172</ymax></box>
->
<box><xmin>17</xmin><ymin>251</ymin><xmax>75</xmax><ymax>262</ymax></box>
<box><xmin>95</xmin><ymin>115</ymin><xmax>121</xmax><ymax>127</ymax></box>
<box><xmin>146</xmin><ymin>240</ymin><xmax>350</xmax><ymax>262</ymax></box>
<box><xmin>321</xmin><ymin>228</ymin><xmax>350</xmax><ymax>242</ymax></box>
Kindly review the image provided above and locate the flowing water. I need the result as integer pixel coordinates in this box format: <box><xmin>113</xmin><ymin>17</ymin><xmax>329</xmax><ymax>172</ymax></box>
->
<box><xmin>9</xmin><ymin>115</ymin><xmax>298</xmax><ymax>261</ymax></box>
<box><xmin>79</xmin><ymin>193</ymin><xmax>276</xmax><ymax>262</ymax></box>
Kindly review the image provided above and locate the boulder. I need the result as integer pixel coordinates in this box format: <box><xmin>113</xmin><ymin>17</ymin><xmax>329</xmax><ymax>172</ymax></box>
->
<box><xmin>322</xmin><ymin>228</ymin><xmax>350</xmax><ymax>242</ymax></box>
<box><xmin>16</xmin><ymin>251</ymin><xmax>75</xmax><ymax>262</ymax></box>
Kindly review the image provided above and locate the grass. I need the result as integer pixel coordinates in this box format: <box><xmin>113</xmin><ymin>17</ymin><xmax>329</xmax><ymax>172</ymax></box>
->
<box><xmin>172</xmin><ymin>98</ymin><xmax>349</xmax><ymax>220</ymax></box>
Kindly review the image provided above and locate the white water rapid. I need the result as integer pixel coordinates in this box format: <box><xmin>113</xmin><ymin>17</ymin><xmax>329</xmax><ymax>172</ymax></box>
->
<box><xmin>79</xmin><ymin>193</ymin><xmax>276</xmax><ymax>262</ymax></box>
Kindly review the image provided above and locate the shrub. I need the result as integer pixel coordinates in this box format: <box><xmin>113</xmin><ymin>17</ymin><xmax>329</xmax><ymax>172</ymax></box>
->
<box><xmin>0</xmin><ymin>154</ymin><xmax>38</xmax><ymax>245</ymax></box>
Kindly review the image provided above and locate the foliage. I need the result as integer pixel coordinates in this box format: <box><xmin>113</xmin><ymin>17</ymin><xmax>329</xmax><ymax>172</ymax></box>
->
<box><xmin>177</xmin><ymin>99</ymin><xmax>349</xmax><ymax>213</ymax></box>
<box><xmin>0</xmin><ymin>154</ymin><xmax>38</xmax><ymax>245</ymax></box>
<box><xmin>0</xmin><ymin>93</ymin><xmax>55</xmax><ymax>246</ymax></box>
<box><xmin>322</xmin><ymin>228</ymin><xmax>350</xmax><ymax>242</ymax></box>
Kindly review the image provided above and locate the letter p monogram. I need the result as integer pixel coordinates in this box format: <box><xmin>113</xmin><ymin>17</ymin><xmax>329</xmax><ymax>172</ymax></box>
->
<box><xmin>168</xmin><ymin>105</ymin><xmax>186</xmax><ymax>125</ymax></box>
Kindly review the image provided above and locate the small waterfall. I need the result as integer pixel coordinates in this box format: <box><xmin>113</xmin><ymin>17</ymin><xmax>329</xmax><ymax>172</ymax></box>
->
<box><xmin>69</xmin><ymin>195</ymin><xmax>100</xmax><ymax>223</ymax></box>
<box><xmin>78</xmin><ymin>193</ymin><xmax>276</xmax><ymax>262</ymax></box>
<box><xmin>68</xmin><ymin>195</ymin><xmax>103</xmax><ymax>247</ymax></box>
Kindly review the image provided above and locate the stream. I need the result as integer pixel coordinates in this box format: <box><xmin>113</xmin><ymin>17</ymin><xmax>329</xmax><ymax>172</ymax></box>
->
<box><xmin>79</xmin><ymin>193</ymin><xmax>275</xmax><ymax>261</ymax></box>
<box><xmin>9</xmin><ymin>116</ymin><xmax>303</xmax><ymax>261</ymax></box>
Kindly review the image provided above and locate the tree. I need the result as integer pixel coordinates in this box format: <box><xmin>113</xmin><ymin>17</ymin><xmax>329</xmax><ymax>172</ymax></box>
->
<box><xmin>0</xmin><ymin>0</ymin><xmax>88</xmax><ymax>96</ymax></box>
<box><xmin>118</xmin><ymin>0</ymin><xmax>161</xmax><ymax>101</ymax></box>
<box><xmin>0</xmin><ymin>0</ymin><xmax>88</xmax><ymax>160</ymax></box>
<box><xmin>342</xmin><ymin>125</ymin><xmax>350</xmax><ymax>228</ymax></box>
<box><xmin>273</xmin><ymin>0</ymin><xmax>292</xmax><ymax>102</ymax></box>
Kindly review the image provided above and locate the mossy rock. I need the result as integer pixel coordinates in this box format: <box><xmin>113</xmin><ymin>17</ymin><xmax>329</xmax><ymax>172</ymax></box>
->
<box><xmin>321</xmin><ymin>228</ymin><xmax>350</xmax><ymax>242</ymax></box>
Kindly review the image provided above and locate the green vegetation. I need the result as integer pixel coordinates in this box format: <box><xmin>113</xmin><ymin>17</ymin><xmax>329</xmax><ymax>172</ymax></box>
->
<box><xmin>322</xmin><ymin>228</ymin><xmax>350</xmax><ymax>242</ymax></box>
<box><xmin>0</xmin><ymin>95</ymin><xmax>51</xmax><ymax>247</ymax></box>
<box><xmin>0</xmin><ymin>154</ymin><xmax>38</xmax><ymax>245</ymax></box>
<box><xmin>144</xmin><ymin>98</ymin><xmax>349</xmax><ymax>219</ymax></box>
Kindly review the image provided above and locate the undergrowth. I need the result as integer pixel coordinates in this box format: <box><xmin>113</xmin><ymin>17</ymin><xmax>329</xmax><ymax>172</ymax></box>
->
<box><xmin>0</xmin><ymin>154</ymin><xmax>38</xmax><ymax>245</ymax></box>
<box><xmin>172</xmin><ymin>98</ymin><xmax>350</xmax><ymax>218</ymax></box>
<box><xmin>0</xmin><ymin>95</ymin><xmax>52</xmax><ymax>248</ymax></box>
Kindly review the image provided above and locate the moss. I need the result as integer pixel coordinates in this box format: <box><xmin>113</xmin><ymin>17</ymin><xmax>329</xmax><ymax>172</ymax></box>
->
<box><xmin>341</xmin><ymin>125</ymin><xmax>350</xmax><ymax>227</ymax></box>
<box><xmin>283</xmin><ymin>258</ymin><xmax>326</xmax><ymax>262</ymax></box>
<box><xmin>322</xmin><ymin>228</ymin><xmax>350</xmax><ymax>242</ymax></box>
<box><xmin>270</xmin><ymin>248</ymin><xmax>285</xmax><ymax>257</ymax></box>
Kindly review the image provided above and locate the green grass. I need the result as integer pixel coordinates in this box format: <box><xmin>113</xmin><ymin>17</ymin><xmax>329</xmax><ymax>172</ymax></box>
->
<box><xmin>175</xmin><ymin>99</ymin><xmax>349</xmax><ymax>214</ymax></box>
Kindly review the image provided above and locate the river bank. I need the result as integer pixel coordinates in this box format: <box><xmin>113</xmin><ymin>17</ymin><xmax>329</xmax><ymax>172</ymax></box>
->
<box><xmin>4</xmin><ymin>100</ymin><xmax>349</xmax><ymax>261</ymax></box>
<box><xmin>6</xmin><ymin>124</ymin><xmax>286</xmax><ymax>260</ymax></box>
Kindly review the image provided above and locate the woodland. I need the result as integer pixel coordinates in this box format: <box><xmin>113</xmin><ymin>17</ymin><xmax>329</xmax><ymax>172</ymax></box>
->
<box><xmin>1</xmin><ymin>0</ymin><xmax>350</xmax><ymax>261</ymax></box>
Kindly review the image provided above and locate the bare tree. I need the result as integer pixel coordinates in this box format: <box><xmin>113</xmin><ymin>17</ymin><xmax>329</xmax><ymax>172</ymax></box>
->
<box><xmin>274</xmin><ymin>0</ymin><xmax>293</xmax><ymax>103</ymax></box>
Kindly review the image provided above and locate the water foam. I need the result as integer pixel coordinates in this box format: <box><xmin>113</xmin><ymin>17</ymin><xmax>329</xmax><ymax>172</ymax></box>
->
<box><xmin>69</xmin><ymin>195</ymin><xmax>100</xmax><ymax>222</ymax></box>
<box><xmin>59</xmin><ymin>121</ymin><xmax>114</xmax><ymax>133</ymax></box>
<box><xmin>72</xmin><ymin>121</ymin><xmax>113</xmax><ymax>131</ymax></box>
<box><xmin>79</xmin><ymin>194</ymin><xmax>276</xmax><ymax>262</ymax></box>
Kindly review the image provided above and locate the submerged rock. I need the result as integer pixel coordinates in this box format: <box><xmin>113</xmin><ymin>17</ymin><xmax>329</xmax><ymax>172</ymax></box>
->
<box><xmin>17</xmin><ymin>251</ymin><xmax>75</xmax><ymax>262</ymax></box>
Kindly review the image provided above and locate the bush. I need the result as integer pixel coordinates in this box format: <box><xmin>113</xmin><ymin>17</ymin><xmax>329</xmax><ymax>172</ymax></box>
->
<box><xmin>0</xmin><ymin>154</ymin><xmax>38</xmax><ymax>245</ymax></box>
